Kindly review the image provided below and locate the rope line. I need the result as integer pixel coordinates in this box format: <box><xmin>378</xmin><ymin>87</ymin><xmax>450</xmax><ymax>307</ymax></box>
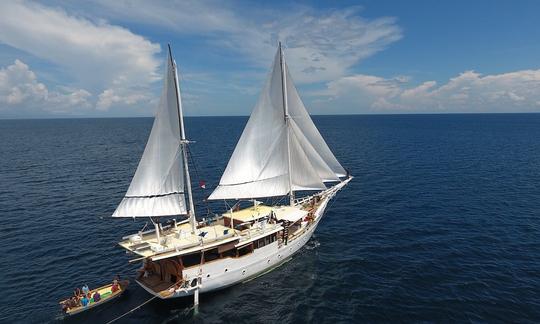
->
<box><xmin>105</xmin><ymin>294</ymin><xmax>159</xmax><ymax>324</ymax></box>
<box><xmin>105</xmin><ymin>279</ymin><xmax>185</xmax><ymax>324</ymax></box>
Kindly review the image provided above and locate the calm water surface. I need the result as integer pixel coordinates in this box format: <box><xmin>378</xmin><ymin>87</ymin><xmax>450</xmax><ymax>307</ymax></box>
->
<box><xmin>1</xmin><ymin>114</ymin><xmax>540</xmax><ymax>323</ymax></box>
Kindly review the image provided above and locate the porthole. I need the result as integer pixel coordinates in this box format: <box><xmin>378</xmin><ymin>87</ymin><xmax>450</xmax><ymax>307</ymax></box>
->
<box><xmin>225</xmin><ymin>268</ymin><xmax>228</xmax><ymax>272</ymax></box>
<box><xmin>207</xmin><ymin>274</ymin><xmax>210</xmax><ymax>278</ymax></box>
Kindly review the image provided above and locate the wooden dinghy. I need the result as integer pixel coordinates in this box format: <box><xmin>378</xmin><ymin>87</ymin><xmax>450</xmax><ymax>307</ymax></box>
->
<box><xmin>60</xmin><ymin>280</ymin><xmax>129</xmax><ymax>316</ymax></box>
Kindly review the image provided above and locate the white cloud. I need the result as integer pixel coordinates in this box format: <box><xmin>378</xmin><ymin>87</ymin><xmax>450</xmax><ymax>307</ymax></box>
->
<box><xmin>0</xmin><ymin>1</ymin><xmax>404</xmax><ymax>116</ymax></box>
<box><xmin>96</xmin><ymin>89</ymin><xmax>149</xmax><ymax>111</ymax></box>
<box><xmin>314</xmin><ymin>69</ymin><xmax>540</xmax><ymax>113</ymax></box>
<box><xmin>269</xmin><ymin>8</ymin><xmax>402</xmax><ymax>83</ymax></box>
<box><xmin>0</xmin><ymin>60</ymin><xmax>47</xmax><ymax>105</ymax></box>
<box><xmin>0</xmin><ymin>59</ymin><xmax>92</xmax><ymax>115</ymax></box>
<box><xmin>77</xmin><ymin>1</ymin><xmax>402</xmax><ymax>83</ymax></box>
<box><xmin>0</xmin><ymin>0</ymin><xmax>161</xmax><ymax>113</ymax></box>
<box><xmin>2</xmin><ymin>1</ymin><xmax>537</xmax><ymax>117</ymax></box>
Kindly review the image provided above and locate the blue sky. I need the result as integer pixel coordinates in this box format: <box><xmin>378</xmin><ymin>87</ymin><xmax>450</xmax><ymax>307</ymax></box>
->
<box><xmin>0</xmin><ymin>0</ymin><xmax>539</xmax><ymax>118</ymax></box>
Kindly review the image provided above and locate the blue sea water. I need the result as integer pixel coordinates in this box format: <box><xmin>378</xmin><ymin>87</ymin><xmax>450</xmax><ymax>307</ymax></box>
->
<box><xmin>1</xmin><ymin>114</ymin><xmax>540</xmax><ymax>323</ymax></box>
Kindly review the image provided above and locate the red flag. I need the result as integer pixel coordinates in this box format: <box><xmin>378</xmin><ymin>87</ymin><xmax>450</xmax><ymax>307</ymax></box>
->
<box><xmin>199</xmin><ymin>180</ymin><xmax>206</xmax><ymax>189</ymax></box>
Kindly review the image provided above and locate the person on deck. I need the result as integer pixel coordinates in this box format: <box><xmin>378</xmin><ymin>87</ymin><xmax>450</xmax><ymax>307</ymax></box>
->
<box><xmin>111</xmin><ymin>283</ymin><xmax>119</xmax><ymax>293</ymax></box>
<box><xmin>74</xmin><ymin>287</ymin><xmax>82</xmax><ymax>298</ymax></box>
<box><xmin>61</xmin><ymin>301</ymin><xmax>69</xmax><ymax>312</ymax></box>
<box><xmin>62</xmin><ymin>297</ymin><xmax>77</xmax><ymax>311</ymax></box>
<box><xmin>93</xmin><ymin>291</ymin><xmax>101</xmax><ymax>302</ymax></box>
<box><xmin>111</xmin><ymin>278</ymin><xmax>120</xmax><ymax>293</ymax></box>
<box><xmin>81</xmin><ymin>295</ymin><xmax>89</xmax><ymax>307</ymax></box>
<box><xmin>82</xmin><ymin>284</ymin><xmax>89</xmax><ymax>296</ymax></box>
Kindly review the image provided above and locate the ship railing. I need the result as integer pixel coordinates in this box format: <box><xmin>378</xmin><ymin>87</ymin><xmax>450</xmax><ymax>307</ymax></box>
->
<box><xmin>293</xmin><ymin>177</ymin><xmax>352</xmax><ymax>207</ymax></box>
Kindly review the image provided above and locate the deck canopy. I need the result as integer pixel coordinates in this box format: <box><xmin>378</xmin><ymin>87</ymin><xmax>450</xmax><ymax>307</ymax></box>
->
<box><xmin>272</xmin><ymin>206</ymin><xmax>308</xmax><ymax>223</ymax></box>
<box><xmin>226</xmin><ymin>205</ymin><xmax>273</xmax><ymax>223</ymax></box>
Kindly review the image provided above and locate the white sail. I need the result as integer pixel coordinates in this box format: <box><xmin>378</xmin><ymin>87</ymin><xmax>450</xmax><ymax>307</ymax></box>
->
<box><xmin>113</xmin><ymin>52</ymin><xmax>187</xmax><ymax>217</ymax></box>
<box><xmin>284</xmin><ymin>63</ymin><xmax>346</xmax><ymax>179</ymax></box>
<box><xmin>208</xmin><ymin>46</ymin><xmax>345</xmax><ymax>200</ymax></box>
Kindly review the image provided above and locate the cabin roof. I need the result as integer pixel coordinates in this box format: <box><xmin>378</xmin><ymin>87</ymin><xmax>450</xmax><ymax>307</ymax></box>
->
<box><xmin>226</xmin><ymin>205</ymin><xmax>273</xmax><ymax>222</ymax></box>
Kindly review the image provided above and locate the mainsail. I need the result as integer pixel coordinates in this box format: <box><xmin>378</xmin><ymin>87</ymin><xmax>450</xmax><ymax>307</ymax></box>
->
<box><xmin>113</xmin><ymin>49</ymin><xmax>187</xmax><ymax>217</ymax></box>
<box><xmin>208</xmin><ymin>44</ymin><xmax>345</xmax><ymax>201</ymax></box>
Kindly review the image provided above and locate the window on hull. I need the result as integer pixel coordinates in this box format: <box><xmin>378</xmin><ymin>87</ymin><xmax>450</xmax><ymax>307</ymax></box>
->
<box><xmin>182</xmin><ymin>252</ymin><xmax>202</xmax><ymax>268</ymax></box>
<box><xmin>204</xmin><ymin>248</ymin><xmax>220</xmax><ymax>263</ymax></box>
<box><xmin>237</xmin><ymin>244</ymin><xmax>253</xmax><ymax>257</ymax></box>
<box><xmin>180</xmin><ymin>234</ymin><xmax>279</xmax><ymax>268</ymax></box>
<box><xmin>253</xmin><ymin>233</ymin><xmax>277</xmax><ymax>249</ymax></box>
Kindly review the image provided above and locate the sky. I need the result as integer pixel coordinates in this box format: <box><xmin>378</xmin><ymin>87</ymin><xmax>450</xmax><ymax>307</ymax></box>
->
<box><xmin>0</xmin><ymin>0</ymin><xmax>539</xmax><ymax>118</ymax></box>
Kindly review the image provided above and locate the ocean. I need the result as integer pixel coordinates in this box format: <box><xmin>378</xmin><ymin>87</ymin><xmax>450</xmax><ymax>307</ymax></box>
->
<box><xmin>1</xmin><ymin>114</ymin><xmax>539</xmax><ymax>323</ymax></box>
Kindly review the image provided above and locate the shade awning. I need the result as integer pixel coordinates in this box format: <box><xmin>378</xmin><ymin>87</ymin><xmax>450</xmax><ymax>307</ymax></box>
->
<box><xmin>272</xmin><ymin>206</ymin><xmax>308</xmax><ymax>223</ymax></box>
<box><xmin>225</xmin><ymin>205</ymin><xmax>273</xmax><ymax>223</ymax></box>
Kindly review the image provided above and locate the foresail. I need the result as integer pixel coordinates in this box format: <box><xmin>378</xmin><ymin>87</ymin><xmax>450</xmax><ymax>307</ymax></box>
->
<box><xmin>208</xmin><ymin>45</ymin><xmax>345</xmax><ymax>201</ymax></box>
<box><xmin>113</xmin><ymin>53</ymin><xmax>187</xmax><ymax>217</ymax></box>
<box><xmin>289</xmin><ymin>118</ymin><xmax>340</xmax><ymax>182</ymax></box>
<box><xmin>284</xmin><ymin>62</ymin><xmax>346</xmax><ymax>178</ymax></box>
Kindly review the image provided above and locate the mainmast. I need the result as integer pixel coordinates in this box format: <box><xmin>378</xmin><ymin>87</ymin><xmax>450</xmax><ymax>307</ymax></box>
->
<box><xmin>279</xmin><ymin>42</ymin><xmax>294</xmax><ymax>206</ymax></box>
<box><xmin>168</xmin><ymin>44</ymin><xmax>197</xmax><ymax>234</ymax></box>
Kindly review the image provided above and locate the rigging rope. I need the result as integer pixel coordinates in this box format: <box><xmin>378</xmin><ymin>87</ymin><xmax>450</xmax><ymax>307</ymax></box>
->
<box><xmin>185</xmin><ymin>143</ymin><xmax>214</xmax><ymax>217</ymax></box>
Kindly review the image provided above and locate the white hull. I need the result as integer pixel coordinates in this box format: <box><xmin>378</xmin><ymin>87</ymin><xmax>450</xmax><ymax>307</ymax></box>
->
<box><xmin>138</xmin><ymin>194</ymin><xmax>332</xmax><ymax>299</ymax></box>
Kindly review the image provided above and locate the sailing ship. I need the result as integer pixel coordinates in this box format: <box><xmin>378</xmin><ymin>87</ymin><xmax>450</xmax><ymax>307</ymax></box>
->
<box><xmin>113</xmin><ymin>43</ymin><xmax>352</xmax><ymax>300</ymax></box>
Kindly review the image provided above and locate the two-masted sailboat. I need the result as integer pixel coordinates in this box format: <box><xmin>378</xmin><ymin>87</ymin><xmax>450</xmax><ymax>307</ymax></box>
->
<box><xmin>113</xmin><ymin>44</ymin><xmax>352</xmax><ymax>300</ymax></box>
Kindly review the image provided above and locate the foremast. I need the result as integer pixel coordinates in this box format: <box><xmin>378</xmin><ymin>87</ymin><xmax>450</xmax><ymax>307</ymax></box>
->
<box><xmin>168</xmin><ymin>44</ymin><xmax>197</xmax><ymax>234</ymax></box>
<box><xmin>278</xmin><ymin>42</ymin><xmax>295</xmax><ymax>206</ymax></box>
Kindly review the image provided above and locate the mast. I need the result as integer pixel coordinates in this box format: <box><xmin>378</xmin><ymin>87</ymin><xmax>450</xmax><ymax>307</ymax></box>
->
<box><xmin>168</xmin><ymin>44</ymin><xmax>197</xmax><ymax>234</ymax></box>
<box><xmin>279</xmin><ymin>42</ymin><xmax>294</xmax><ymax>206</ymax></box>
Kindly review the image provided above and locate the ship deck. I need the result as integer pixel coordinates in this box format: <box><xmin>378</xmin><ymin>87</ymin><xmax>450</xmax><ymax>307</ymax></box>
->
<box><xmin>119</xmin><ymin>222</ymin><xmax>237</xmax><ymax>258</ymax></box>
<box><xmin>118</xmin><ymin>205</ymin><xmax>292</xmax><ymax>261</ymax></box>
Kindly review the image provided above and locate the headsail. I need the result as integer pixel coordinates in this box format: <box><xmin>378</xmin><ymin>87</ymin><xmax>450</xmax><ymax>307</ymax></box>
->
<box><xmin>208</xmin><ymin>45</ymin><xmax>345</xmax><ymax>201</ymax></box>
<box><xmin>285</xmin><ymin>65</ymin><xmax>346</xmax><ymax>179</ymax></box>
<box><xmin>113</xmin><ymin>51</ymin><xmax>187</xmax><ymax>217</ymax></box>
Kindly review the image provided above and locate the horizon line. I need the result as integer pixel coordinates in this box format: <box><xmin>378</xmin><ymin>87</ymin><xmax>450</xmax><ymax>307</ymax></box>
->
<box><xmin>1</xmin><ymin>111</ymin><xmax>540</xmax><ymax>121</ymax></box>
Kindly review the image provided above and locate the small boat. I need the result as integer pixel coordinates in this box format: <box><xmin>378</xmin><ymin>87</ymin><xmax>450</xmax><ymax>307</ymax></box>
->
<box><xmin>59</xmin><ymin>280</ymin><xmax>129</xmax><ymax>316</ymax></box>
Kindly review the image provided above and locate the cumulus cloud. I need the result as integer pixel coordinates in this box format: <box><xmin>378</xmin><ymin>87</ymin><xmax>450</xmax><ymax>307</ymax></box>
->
<box><xmin>0</xmin><ymin>0</ymin><xmax>161</xmax><ymax>113</ymax></box>
<box><xmin>96</xmin><ymin>89</ymin><xmax>149</xmax><ymax>111</ymax></box>
<box><xmin>0</xmin><ymin>60</ymin><xmax>47</xmax><ymax>105</ymax></box>
<box><xmin>0</xmin><ymin>59</ymin><xmax>92</xmax><ymax>115</ymax></box>
<box><xmin>315</xmin><ymin>69</ymin><xmax>540</xmax><ymax>113</ymax></box>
